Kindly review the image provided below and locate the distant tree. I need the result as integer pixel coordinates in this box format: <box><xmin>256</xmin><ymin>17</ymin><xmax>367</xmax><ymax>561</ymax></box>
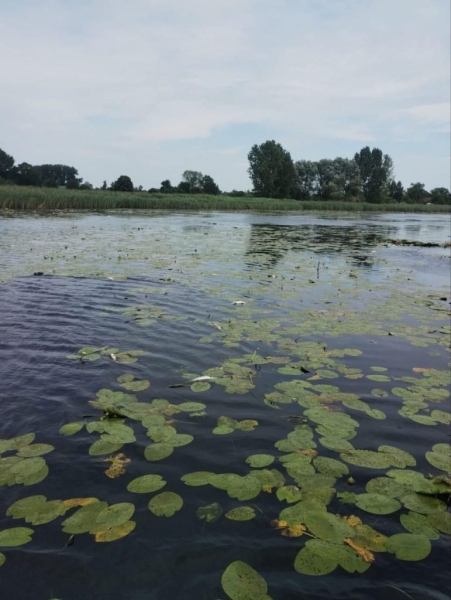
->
<box><xmin>354</xmin><ymin>147</ymin><xmax>393</xmax><ymax>203</ymax></box>
<box><xmin>148</xmin><ymin>187</ymin><xmax>160</xmax><ymax>194</ymax></box>
<box><xmin>429</xmin><ymin>187</ymin><xmax>451</xmax><ymax>205</ymax></box>
<box><xmin>177</xmin><ymin>181</ymin><xmax>191</xmax><ymax>193</ymax></box>
<box><xmin>101</xmin><ymin>180</ymin><xmax>108</xmax><ymax>191</ymax></box>
<box><xmin>0</xmin><ymin>148</ymin><xmax>15</xmax><ymax>180</ymax></box>
<box><xmin>66</xmin><ymin>178</ymin><xmax>80</xmax><ymax>189</ymax></box>
<box><xmin>248</xmin><ymin>140</ymin><xmax>295</xmax><ymax>198</ymax></box>
<box><xmin>294</xmin><ymin>157</ymin><xmax>361</xmax><ymax>200</ymax></box>
<box><xmin>293</xmin><ymin>161</ymin><xmax>318</xmax><ymax>199</ymax></box>
<box><xmin>227</xmin><ymin>190</ymin><xmax>246</xmax><ymax>197</ymax></box>
<box><xmin>79</xmin><ymin>181</ymin><xmax>93</xmax><ymax>190</ymax></box>
<box><xmin>111</xmin><ymin>175</ymin><xmax>134</xmax><ymax>192</ymax></box>
<box><xmin>405</xmin><ymin>182</ymin><xmax>430</xmax><ymax>204</ymax></box>
<box><xmin>35</xmin><ymin>164</ymin><xmax>81</xmax><ymax>188</ymax></box>
<box><xmin>160</xmin><ymin>179</ymin><xmax>173</xmax><ymax>193</ymax></box>
<box><xmin>201</xmin><ymin>175</ymin><xmax>220</xmax><ymax>195</ymax></box>
<box><xmin>388</xmin><ymin>180</ymin><xmax>404</xmax><ymax>202</ymax></box>
<box><xmin>181</xmin><ymin>170</ymin><xmax>204</xmax><ymax>193</ymax></box>
<box><xmin>13</xmin><ymin>162</ymin><xmax>41</xmax><ymax>186</ymax></box>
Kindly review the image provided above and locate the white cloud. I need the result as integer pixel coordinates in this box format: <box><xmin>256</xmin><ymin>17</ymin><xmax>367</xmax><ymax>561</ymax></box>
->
<box><xmin>0</xmin><ymin>0</ymin><xmax>449</xmax><ymax>189</ymax></box>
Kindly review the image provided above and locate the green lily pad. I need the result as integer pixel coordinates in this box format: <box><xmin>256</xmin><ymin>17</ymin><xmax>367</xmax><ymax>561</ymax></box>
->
<box><xmin>0</xmin><ymin>553</ymin><xmax>5</xmax><ymax>567</ymax></box>
<box><xmin>294</xmin><ymin>539</ymin><xmax>337</xmax><ymax>576</ymax></box>
<box><xmin>371</xmin><ymin>388</ymin><xmax>388</xmax><ymax>398</ymax></box>
<box><xmin>58</xmin><ymin>423</ymin><xmax>83</xmax><ymax>436</ymax></box>
<box><xmin>89</xmin><ymin>439</ymin><xmax>123</xmax><ymax>456</ymax></box>
<box><xmin>355</xmin><ymin>493</ymin><xmax>401</xmax><ymax>515</ymax></box>
<box><xmin>144</xmin><ymin>444</ymin><xmax>174</xmax><ymax>461</ymax></box>
<box><xmin>0</xmin><ymin>434</ymin><xmax>36</xmax><ymax>453</ymax></box>
<box><xmin>62</xmin><ymin>501</ymin><xmax>107</xmax><ymax>534</ymax></box>
<box><xmin>221</xmin><ymin>561</ymin><xmax>270</xmax><ymax>600</ymax></box>
<box><xmin>276</xmin><ymin>485</ymin><xmax>303</xmax><ymax>504</ymax></box>
<box><xmin>400</xmin><ymin>512</ymin><xmax>440</xmax><ymax>540</ymax></box>
<box><xmin>120</xmin><ymin>380</ymin><xmax>150</xmax><ymax>392</ymax></box>
<box><xmin>378</xmin><ymin>445</ymin><xmax>416</xmax><ymax>468</ymax></box>
<box><xmin>196</xmin><ymin>503</ymin><xmax>223</xmax><ymax>523</ymax></box>
<box><xmin>117</xmin><ymin>373</ymin><xmax>135</xmax><ymax>383</ymax></box>
<box><xmin>16</xmin><ymin>444</ymin><xmax>55</xmax><ymax>458</ymax></box>
<box><xmin>386</xmin><ymin>533</ymin><xmax>431</xmax><ymax>561</ymax></box>
<box><xmin>94</xmin><ymin>503</ymin><xmax>135</xmax><ymax>531</ymax></box>
<box><xmin>303</xmin><ymin>511</ymin><xmax>354</xmax><ymax>543</ymax></box>
<box><xmin>340</xmin><ymin>449</ymin><xmax>392</xmax><ymax>469</ymax></box>
<box><xmin>148</xmin><ymin>492</ymin><xmax>183</xmax><ymax>517</ymax></box>
<box><xmin>190</xmin><ymin>382</ymin><xmax>211</xmax><ymax>392</ymax></box>
<box><xmin>365</xmin><ymin>477</ymin><xmax>407</xmax><ymax>498</ymax></box>
<box><xmin>246</xmin><ymin>454</ymin><xmax>274</xmax><ymax>468</ymax></box>
<box><xmin>127</xmin><ymin>475</ymin><xmax>166</xmax><ymax>493</ymax></box>
<box><xmin>10</xmin><ymin>457</ymin><xmax>46</xmax><ymax>479</ymax></box>
<box><xmin>0</xmin><ymin>527</ymin><xmax>34</xmax><ymax>547</ymax></box>
<box><xmin>425</xmin><ymin>450</ymin><xmax>451</xmax><ymax>473</ymax></box>
<box><xmin>401</xmin><ymin>493</ymin><xmax>446</xmax><ymax>514</ymax></box>
<box><xmin>386</xmin><ymin>469</ymin><xmax>425</xmax><ymax>485</ymax></box>
<box><xmin>181</xmin><ymin>471</ymin><xmax>214</xmax><ymax>486</ymax></box>
<box><xmin>166</xmin><ymin>434</ymin><xmax>194</xmax><ymax>447</ymax></box>
<box><xmin>313</xmin><ymin>457</ymin><xmax>349</xmax><ymax>477</ymax></box>
<box><xmin>227</xmin><ymin>475</ymin><xmax>261</xmax><ymax>501</ymax></box>
<box><xmin>370</xmin><ymin>367</ymin><xmax>388</xmax><ymax>372</ymax></box>
<box><xmin>427</xmin><ymin>510</ymin><xmax>451</xmax><ymax>535</ymax></box>
<box><xmin>366</xmin><ymin>375</ymin><xmax>391</xmax><ymax>382</ymax></box>
<box><xmin>225</xmin><ymin>507</ymin><xmax>256</xmax><ymax>521</ymax></box>
<box><xmin>177</xmin><ymin>402</ymin><xmax>206</xmax><ymax>412</ymax></box>
<box><xmin>94</xmin><ymin>520</ymin><xmax>136</xmax><ymax>542</ymax></box>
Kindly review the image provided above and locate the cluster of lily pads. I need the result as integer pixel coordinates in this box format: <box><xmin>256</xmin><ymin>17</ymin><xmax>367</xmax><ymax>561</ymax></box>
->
<box><xmin>66</xmin><ymin>346</ymin><xmax>148</xmax><ymax>364</ymax></box>
<box><xmin>0</xmin><ymin>434</ymin><xmax>53</xmax><ymax>487</ymax></box>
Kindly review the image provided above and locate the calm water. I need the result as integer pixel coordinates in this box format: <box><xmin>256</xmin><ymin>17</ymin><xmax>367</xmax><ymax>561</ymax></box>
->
<box><xmin>0</xmin><ymin>212</ymin><xmax>450</xmax><ymax>600</ymax></box>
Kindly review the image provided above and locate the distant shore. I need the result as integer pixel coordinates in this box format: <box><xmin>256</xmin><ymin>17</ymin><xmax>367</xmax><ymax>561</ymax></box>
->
<box><xmin>0</xmin><ymin>185</ymin><xmax>450</xmax><ymax>213</ymax></box>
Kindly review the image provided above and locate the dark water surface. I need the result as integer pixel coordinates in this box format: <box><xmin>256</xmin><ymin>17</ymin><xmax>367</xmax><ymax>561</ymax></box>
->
<box><xmin>0</xmin><ymin>212</ymin><xmax>450</xmax><ymax>600</ymax></box>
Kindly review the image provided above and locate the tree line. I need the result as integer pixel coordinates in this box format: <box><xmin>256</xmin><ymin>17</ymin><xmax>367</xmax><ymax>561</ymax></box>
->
<box><xmin>1</xmin><ymin>143</ymin><xmax>449</xmax><ymax>204</ymax></box>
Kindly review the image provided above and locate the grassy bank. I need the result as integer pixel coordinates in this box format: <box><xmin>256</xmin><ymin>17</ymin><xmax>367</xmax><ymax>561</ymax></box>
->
<box><xmin>0</xmin><ymin>185</ymin><xmax>450</xmax><ymax>212</ymax></box>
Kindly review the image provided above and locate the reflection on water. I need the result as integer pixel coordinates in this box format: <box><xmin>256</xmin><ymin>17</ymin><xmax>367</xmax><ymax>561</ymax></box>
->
<box><xmin>0</xmin><ymin>211</ymin><xmax>450</xmax><ymax>600</ymax></box>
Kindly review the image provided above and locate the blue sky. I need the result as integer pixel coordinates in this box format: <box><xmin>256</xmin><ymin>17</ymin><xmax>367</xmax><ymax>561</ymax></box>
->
<box><xmin>0</xmin><ymin>0</ymin><xmax>449</xmax><ymax>191</ymax></box>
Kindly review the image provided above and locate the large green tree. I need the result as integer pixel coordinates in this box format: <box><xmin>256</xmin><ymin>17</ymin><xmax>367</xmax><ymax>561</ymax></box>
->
<box><xmin>248</xmin><ymin>140</ymin><xmax>295</xmax><ymax>198</ymax></box>
<box><xmin>0</xmin><ymin>148</ymin><xmax>15</xmax><ymax>179</ymax></box>
<box><xmin>405</xmin><ymin>182</ymin><xmax>430</xmax><ymax>204</ymax></box>
<box><xmin>354</xmin><ymin>147</ymin><xmax>393</xmax><ymax>203</ymax></box>
<box><xmin>111</xmin><ymin>175</ymin><xmax>134</xmax><ymax>192</ymax></box>
<box><xmin>429</xmin><ymin>187</ymin><xmax>451</xmax><ymax>205</ymax></box>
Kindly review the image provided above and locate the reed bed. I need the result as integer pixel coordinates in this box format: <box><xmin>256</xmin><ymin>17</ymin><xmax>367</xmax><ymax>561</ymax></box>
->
<box><xmin>0</xmin><ymin>185</ymin><xmax>449</xmax><ymax>213</ymax></box>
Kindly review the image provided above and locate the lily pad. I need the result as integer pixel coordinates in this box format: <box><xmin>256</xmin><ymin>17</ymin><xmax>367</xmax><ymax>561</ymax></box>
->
<box><xmin>120</xmin><ymin>380</ymin><xmax>150</xmax><ymax>392</ymax></box>
<box><xmin>221</xmin><ymin>561</ymin><xmax>270</xmax><ymax>600</ymax></box>
<box><xmin>246</xmin><ymin>454</ymin><xmax>274</xmax><ymax>468</ymax></box>
<box><xmin>0</xmin><ymin>527</ymin><xmax>34</xmax><ymax>547</ymax></box>
<box><xmin>190</xmin><ymin>382</ymin><xmax>211</xmax><ymax>392</ymax></box>
<box><xmin>0</xmin><ymin>553</ymin><xmax>5</xmax><ymax>567</ymax></box>
<box><xmin>227</xmin><ymin>475</ymin><xmax>261</xmax><ymax>501</ymax></box>
<box><xmin>148</xmin><ymin>492</ymin><xmax>183</xmax><ymax>517</ymax></box>
<box><xmin>401</xmin><ymin>493</ymin><xmax>446</xmax><ymax>514</ymax></box>
<box><xmin>94</xmin><ymin>503</ymin><xmax>135</xmax><ymax>530</ymax></box>
<box><xmin>365</xmin><ymin>477</ymin><xmax>406</xmax><ymax>498</ymax></box>
<box><xmin>425</xmin><ymin>450</ymin><xmax>451</xmax><ymax>473</ymax></box>
<box><xmin>62</xmin><ymin>501</ymin><xmax>107</xmax><ymax>534</ymax></box>
<box><xmin>386</xmin><ymin>533</ymin><xmax>431</xmax><ymax>561</ymax></box>
<box><xmin>355</xmin><ymin>493</ymin><xmax>401</xmax><ymax>515</ymax></box>
<box><xmin>127</xmin><ymin>475</ymin><xmax>166</xmax><ymax>493</ymax></box>
<box><xmin>144</xmin><ymin>444</ymin><xmax>174</xmax><ymax>461</ymax></box>
<box><xmin>313</xmin><ymin>457</ymin><xmax>349</xmax><ymax>477</ymax></box>
<box><xmin>181</xmin><ymin>471</ymin><xmax>214</xmax><ymax>486</ymax></box>
<box><xmin>94</xmin><ymin>520</ymin><xmax>136</xmax><ymax>542</ymax></box>
<box><xmin>400</xmin><ymin>512</ymin><xmax>440</xmax><ymax>540</ymax></box>
<box><xmin>177</xmin><ymin>402</ymin><xmax>206</xmax><ymax>412</ymax></box>
<box><xmin>89</xmin><ymin>439</ymin><xmax>123</xmax><ymax>456</ymax></box>
<box><xmin>196</xmin><ymin>503</ymin><xmax>223</xmax><ymax>523</ymax></box>
<box><xmin>225</xmin><ymin>507</ymin><xmax>256</xmax><ymax>521</ymax></box>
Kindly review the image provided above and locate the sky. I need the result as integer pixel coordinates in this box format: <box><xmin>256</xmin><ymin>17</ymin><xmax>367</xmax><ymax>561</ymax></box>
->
<box><xmin>0</xmin><ymin>0</ymin><xmax>450</xmax><ymax>191</ymax></box>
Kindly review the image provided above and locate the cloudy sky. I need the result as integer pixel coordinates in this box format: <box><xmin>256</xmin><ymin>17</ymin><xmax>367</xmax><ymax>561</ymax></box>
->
<box><xmin>1</xmin><ymin>0</ymin><xmax>449</xmax><ymax>190</ymax></box>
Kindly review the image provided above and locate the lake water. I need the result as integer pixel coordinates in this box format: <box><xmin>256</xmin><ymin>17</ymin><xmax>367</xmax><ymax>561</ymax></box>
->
<box><xmin>0</xmin><ymin>211</ymin><xmax>450</xmax><ymax>600</ymax></box>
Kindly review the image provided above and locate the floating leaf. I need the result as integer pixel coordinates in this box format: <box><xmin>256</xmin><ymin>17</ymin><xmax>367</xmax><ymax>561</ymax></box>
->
<box><xmin>304</xmin><ymin>511</ymin><xmax>354</xmax><ymax>543</ymax></box>
<box><xmin>0</xmin><ymin>527</ymin><xmax>34</xmax><ymax>547</ymax></box>
<box><xmin>366</xmin><ymin>375</ymin><xmax>391</xmax><ymax>382</ymax></box>
<box><xmin>144</xmin><ymin>444</ymin><xmax>174</xmax><ymax>461</ymax></box>
<box><xmin>148</xmin><ymin>492</ymin><xmax>183</xmax><ymax>517</ymax></box>
<box><xmin>400</xmin><ymin>512</ymin><xmax>440</xmax><ymax>540</ymax></box>
<box><xmin>95</xmin><ymin>520</ymin><xmax>136</xmax><ymax>542</ymax></box>
<box><xmin>355</xmin><ymin>493</ymin><xmax>401</xmax><ymax>515</ymax></box>
<box><xmin>16</xmin><ymin>444</ymin><xmax>55</xmax><ymax>458</ymax></box>
<box><xmin>166</xmin><ymin>434</ymin><xmax>194</xmax><ymax>447</ymax></box>
<box><xmin>246</xmin><ymin>454</ymin><xmax>274</xmax><ymax>468</ymax></box>
<box><xmin>378</xmin><ymin>445</ymin><xmax>416</xmax><ymax>468</ymax></box>
<box><xmin>427</xmin><ymin>510</ymin><xmax>451</xmax><ymax>535</ymax></box>
<box><xmin>196</xmin><ymin>503</ymin><xmax>223</xmax><ymax>523</ymax></box>
<box><xmin>340</xmin><ymin>450</ymin><xmax>393</xmax><ymax>469</ymax></box>
<box><xmin>365</xmin><ymin>477</ymin><xmax>406</xmax><ymax>498</ymax></box>
<box><xmin>177</xmin><ymin>402</ymin><xmax>206</xmax><ymax>412</ymax></box>
<box><xmin>371</xmin><ymin>388</ymin><xmax>388</xmax><ymax>398</ymax></box>
<box><xmin>120</xmin><ymin>380</ymin><xmax>150</xmax><ymax>392</ymax></box>
<box><xmin>181</xmin><ymin>471</ymin><xmax>214</xmax><ymax>486</ymax></box>
<box><xmin>294</xmin><ymin>539</ymin><xmax>337</xmax><ymax>576</ymax></box>
<box><xmin>425</xmin><ymin>450</ymin><xmax>451</xmax><ymax>473</ymax></box>
<box><xmin>89</xmin><ymin>439</ymin><xmax>123</xmax><ymax>456</ymax></box>
<box><xmin>0</xmin><ymin>433</ymin><xmax>35</xmax><ymax>453</ymax></box>
<box><xmin>276</xmin><ymin>485</ymin><xmax>302</xmax><ymax>504</ymax></box>
<box><xmin>94</xmin><ymin>503</ymin><xmax>135</xmax><ymax>530</ymax></box>
<box><xmin>225</xmin><ymin>507</ymin><xmax>256</xmax><ymax>521</ymax></box>
<box><xmin>190</xmin><ymin>382</ymin><xmax>211</xmax><ymax>392</ymax></box>
<box><xmin>127</xmin><ymin>474</ymin><xmax>166</xmax><ymax>493</ymax></box>
<box><xmin>386</xmin><ymin>533</ymin><xmax>431</xmax><ymax>561</ymax></box>
<box><xmin>63</xmin><ymin>498</ymin><xmax>99</xmax><ymax>509</ymax></box>
<box><xmin>117</xmin><ymin>373</ymin><xmax>135</xmax><ymax>383</ymax></box>
<box><xmin>103</xmin><ymin>453</ymin><xmax>130</xmax><ymax>479</ymax></box>
<box><xmin>0</xmin><ymin>553</ymin><xmax>5</xmax><ymax>567</ymax></box>
<box><xmin>62</xmin><ymin>501</ymin><xmax>107</xmax><ymax>534</ymax></box>
<box><xmin>227</xmin><ymin>475</ymin><xmax>261</xmax><ymax>501</ymax></box>
<box><xmin>401</xmin><ymin>493</ymin><xmax>446</xmax><ymax>514</ymax></box>
<box><xmin>313</xmin><ymin>456</ymin><xmax>349</xmax><ymax>477</ymax></box>
<box><xmin>221</xmin><ymin>561</ymin><xmax>271</xmax><ymax>600</ymax></box>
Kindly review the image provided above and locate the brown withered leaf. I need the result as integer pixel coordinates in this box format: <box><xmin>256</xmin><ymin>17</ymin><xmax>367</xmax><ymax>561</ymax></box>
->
<box><xmin>261</xmin><ymin>484</ymin><xmax>274</xmax><ymax>493</ymax></box>
<box><xmin>281</xmin><ymin>524</ymin><xmax>306</xmax><ymax>538</ymax></box>
<box><xmin>298</xmin><ymin>448</ymin><xmax>318</xmax><ymax>458</ymax></box>
<box><xmin>412</xmin><ymin>367</ymin><xmax>432</xmax><ymax>374</ymax></box>
<box><xmin>103</xmin><ymin>453</ymin><xmax>131</xmax><ymax>479</ymax></box>
<box><xmin>95</xmin><ymin>520</ymin><xmax>136</xmax><ymax>543</ymax></box>
<box><xmin>341</xmin><ymin>515</ymin><xmax>362</xmax><ymax>527</ymax></box>
<box><xmin>63</xmin><ymin>497</ymin><xmax>99</xmax><ymax>509</ymax></box>
<box><xmin>307</xmin><ymin>374</ymin><xmax>322</xmax><ymax>381</ymax></box>
<box><xmin>270</xmin><ymin>519</ymin><xmax>289</xmax><ymax>530</ymax></box>
<box><xmin>344</xmin><ymin>538</ymin><xmax>375</xmax><ymax>563</ymax></box>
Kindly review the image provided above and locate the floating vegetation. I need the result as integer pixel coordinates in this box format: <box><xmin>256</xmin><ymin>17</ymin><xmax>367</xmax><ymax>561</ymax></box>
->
<box><xmin>148</xmin><ymin>492</ymin><xmax>183</xmax><ymax>517</ymax></box>
<box><xmin>196</xmin><ymin>503</ymin><xmax>223</xmax><ymax>523</ymax></box>
<box><xmin>221</xmin><ymin>561</ymin><xmax>272</xmax><ymax>600</ymax></box>
<box><xmin>213</xmin><ymin>416</ymin><xmax>259</xmax><ymax>435</ymax></box>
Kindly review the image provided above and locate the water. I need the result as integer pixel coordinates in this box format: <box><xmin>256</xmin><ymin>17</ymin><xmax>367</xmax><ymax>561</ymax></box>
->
<box><xmin>0</xmin><ymin>212</ymin><xmax>450</xmax><ymax>600</ymax></box>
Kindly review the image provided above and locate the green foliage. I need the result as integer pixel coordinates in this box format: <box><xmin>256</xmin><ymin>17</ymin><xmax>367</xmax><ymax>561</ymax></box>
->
<box><xmin>354</xmin><ymin>146</ymin><xmax>393</xmax><ymax>203</ymax></box>
<box><xmin>248</xmin><ymin>140</ymin><xmax>295</xmax><ymax>198</ymax></box>
<box><xmin>111</xmin><ymin>175</ymin><xmax>134</xmax><ymax>192</ymax></box>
